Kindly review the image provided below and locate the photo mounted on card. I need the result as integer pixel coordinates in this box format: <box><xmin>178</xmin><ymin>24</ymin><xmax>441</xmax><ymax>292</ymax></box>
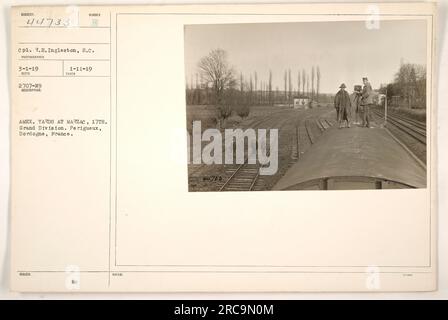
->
<box><xmin>10</xmin><ymin>2</ymin><xmax>437</xmax><ymax>292</ymax></box>
<box><xmin>184</xmin><ymin>20</ymin><xmax>428</xmax><ymax>192</ymax></box>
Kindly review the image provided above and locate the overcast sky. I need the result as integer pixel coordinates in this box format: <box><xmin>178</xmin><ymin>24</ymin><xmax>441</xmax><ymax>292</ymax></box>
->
<box><xmin>184</xmin><ymin>19</ymin><xmax>427</xmax><ymax>94</ymax></box>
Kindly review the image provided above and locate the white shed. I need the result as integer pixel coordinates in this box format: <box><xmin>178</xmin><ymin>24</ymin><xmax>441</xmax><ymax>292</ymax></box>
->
<box><xmin>293</xmin><ymin>96</ymin><xmax>310</xmax><ymax>109</ymax></box>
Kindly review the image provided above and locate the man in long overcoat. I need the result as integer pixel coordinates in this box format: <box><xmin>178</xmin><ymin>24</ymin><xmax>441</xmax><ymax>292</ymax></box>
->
<box><xmin>334</xmin><ymin>83</ymin><xmax>351</xmax><ymax>128</ymax></box>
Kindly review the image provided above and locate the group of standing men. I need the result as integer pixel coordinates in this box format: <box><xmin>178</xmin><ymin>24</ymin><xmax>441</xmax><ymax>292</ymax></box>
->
<box><xmin>334</xmin><ymin>77</ymin><xmax>374</xmax><ymax>128</ymax></box>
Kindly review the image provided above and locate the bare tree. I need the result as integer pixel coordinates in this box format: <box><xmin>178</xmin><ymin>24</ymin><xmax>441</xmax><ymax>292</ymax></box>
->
<box><xmin>306</xmin><ymin>74</ymin><xmax>310</xmax><ymax>97</ymax></box>
<box><xmin>393</xmin><ymin>63</ymin><xmax>426</xmax><ymax>108</ymax></box>
<box><xmin>254</xmin><ymin>71</ymin><xmax>258</xmax><ymax>104</ymax></box>
<box><xmin>194</xmin><ymin>73</ymin><xmax>200</xmax><ymax>105</ymax></box>
<box><xmin>268</xmin><ymin>70</ymin><xmax>273</xmax><ymax>105</ymax></box>
<box><xmin>316</xmin><ymin>66</ymin><xmax>321</xmax><ymax>102</ymax></box>
<box><xmin>288</xmin><ymin>69</ymin><xmax>292</xmax><ymax>104</ymax></box>
<box><xmin>198</xmin><ymin>48</ymin><xmax>236</xmax><ymax>106</ymax></box>
<box><xmin>263</xmin><ymin>81</ymin><xmax>267</xmax><ymax>105</ymax></box>
<box><xmin>203</xmin><ymin>73</ymin><xmax>210</xmax><ymax>104</ymax></box>
<box><xmin>311</xmin><ymin>66</ymin><xmax>315</xmax><ymax>101</ymax></box>
<box><xmin>302</xmin><ymin>69</ymin><xmax>306</xmax><ymax>97</ymax></box>
<box><xmin>284</xmin><ymin>70</ymin><xmax>287</xmax><ymax>103</ymax></box>
<box><xmin>249</xmin><ymin>74</ymin><xmax>253</xmax><ymax>105</ymax></box>
<box><xmin>276</xmin><ymin>86</ymin><xmax>279</xmax><ymax>104</ymax></box>
<box><xmin>297</xmin><ymin>70</ymin><xmax>301</xmax><ymax>97</ymax></box>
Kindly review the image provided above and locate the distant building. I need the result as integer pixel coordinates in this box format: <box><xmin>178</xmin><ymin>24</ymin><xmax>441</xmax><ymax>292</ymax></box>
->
<box><xmin>293</xmin><ymin>95</ymin><xmax>310</xmax><ymax>109</ymax></box>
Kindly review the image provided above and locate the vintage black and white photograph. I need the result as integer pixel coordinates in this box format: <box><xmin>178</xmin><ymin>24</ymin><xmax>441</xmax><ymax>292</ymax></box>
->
<box><xmin>184</xmin><ymin>20</ymin><xmax>428</xmax><ymax>191</ymax></box>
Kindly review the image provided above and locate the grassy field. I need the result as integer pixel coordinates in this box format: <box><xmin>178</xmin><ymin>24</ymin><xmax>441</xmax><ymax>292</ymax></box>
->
<box><xmin>186</xmin><ymin>104</ymin><xmax>298</xmax><ymax>132</ymax></box>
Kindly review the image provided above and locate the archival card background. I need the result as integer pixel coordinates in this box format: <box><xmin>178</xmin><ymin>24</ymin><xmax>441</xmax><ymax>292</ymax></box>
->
<box><xmin>8</xmin><ymin>2</ymin><xmax>437</xmax><ymax>292</ymax></box>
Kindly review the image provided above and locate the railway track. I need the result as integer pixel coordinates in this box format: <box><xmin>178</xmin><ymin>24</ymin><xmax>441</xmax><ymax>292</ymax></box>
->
<box><xmin>370</xmin><ymin>108</ymin><xmax>427</xmax><ymax>165</ymax></box>
<box><xmin>218</xmin><ymin>110</ymin><xmax>303</xmax><ymax>191</ymax></box>
<box><xmin>292</xmin><ymin>114</ymin><xmax>335</xmax><ymax>160</ymax></box>
<box><xmin>372</xmin><ymin>109</ymin><xmax>426</xmax><ymax>145</ymax></box>
<box><xmin>218</xmin><ymin>163</ymin><xmax>260</xmax><ymax>191</ymax></box>
<box><xmin>218</xmin><ymin>114</ymin><xmax>331</xmax><ymax>192</ymax></box>
<box><xmin>189</xmin><ymin>107</ymin><xmax>336</xmax><ymax>192</ymax></box>
<box><xmin>394</xmin><ymin>114</ymin><xmax>426</xmax><ymax>131</ymax></box>
<box><xmin>304</xmin><ymin>120</ymin><xmax>316</xmax><ymax>144</ymax></box>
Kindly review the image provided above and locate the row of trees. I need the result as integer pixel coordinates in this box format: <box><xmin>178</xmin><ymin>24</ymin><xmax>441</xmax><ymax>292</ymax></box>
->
<box><xmin>379</xmin><ymin>62</ymin><xmax>426</xmax><ymax>109</ymax></box>
<box><xmin>186</xmin><ymin>49</ymin><xmax>322</xmax><ymax>107</ymax></box>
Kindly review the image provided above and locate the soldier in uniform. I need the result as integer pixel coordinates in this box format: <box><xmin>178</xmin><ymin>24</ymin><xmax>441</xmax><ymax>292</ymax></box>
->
<box><xmin>334</xmin><ymin>83</ymin><xmax>351</xmax><ymax>128</ymax></box>
<box><xmin>360</xmin><ymin>77</ymin><xmax>373</xmax><ymax>128</ymax></box>
<box><xmin>350</xmin><ymin>85</ymin><xmax>362</xmax><ymax>125</ymax></box>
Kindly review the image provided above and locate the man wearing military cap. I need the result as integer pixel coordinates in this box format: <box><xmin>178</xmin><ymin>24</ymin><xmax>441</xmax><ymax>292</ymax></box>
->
<box><xmin>360</xmin><ymin>77</ymin><xmax>373</xmax><ymax>128</ymax></box>
<box><xmin>334</xmin><ymin>83</ymin><xmax>351</xmax><ymax>128</ymax></box>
